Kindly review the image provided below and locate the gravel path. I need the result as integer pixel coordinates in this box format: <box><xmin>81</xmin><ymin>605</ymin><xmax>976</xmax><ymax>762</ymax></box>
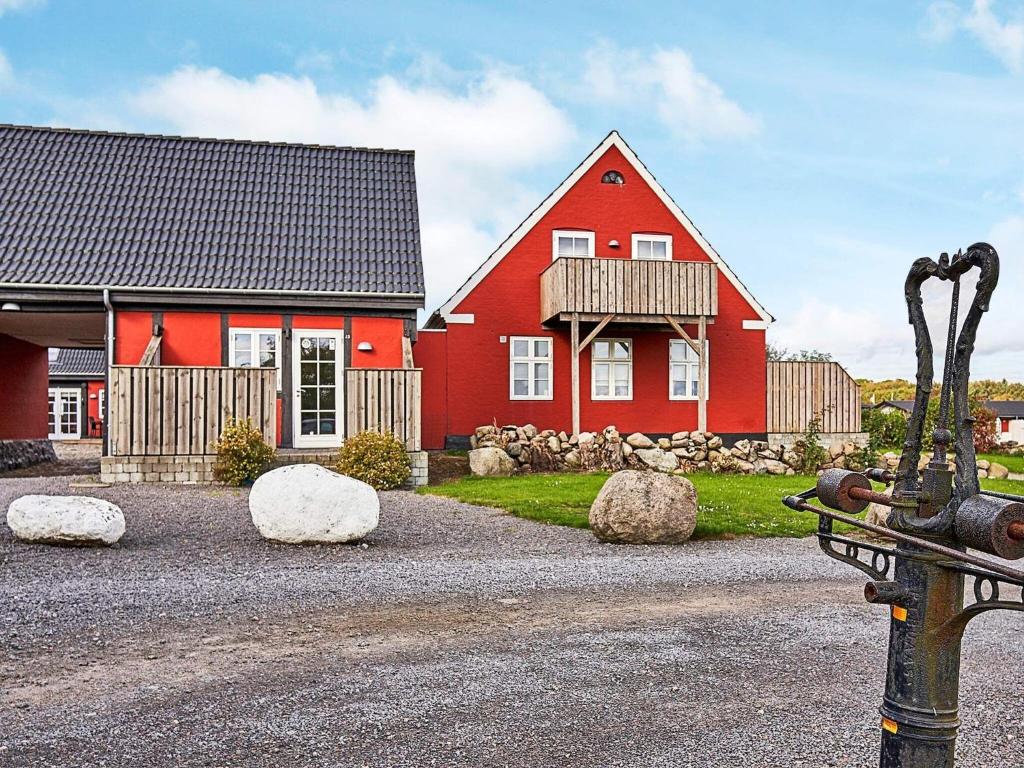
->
<box><xmin>1</xmin><ymin>476</ymin><xmax>1022</xmax><ymax>767</ymax></box>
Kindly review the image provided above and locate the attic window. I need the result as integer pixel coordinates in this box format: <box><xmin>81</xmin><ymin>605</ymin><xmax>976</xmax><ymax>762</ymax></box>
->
<box><xmin>601</xmin><ymin>170</ymin><xmax>625</xmax><ymax>185</ymax></box>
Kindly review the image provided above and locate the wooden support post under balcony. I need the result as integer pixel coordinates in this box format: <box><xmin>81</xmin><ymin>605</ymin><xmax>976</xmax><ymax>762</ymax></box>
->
<box><xmin>570</xmin><ymin>313</ymin><xmax>580</xmax><ymax>436</ymax></box>
<box><xmin>698</xmin><ymin>315</ymin><xmax>707</xmax><ymax>433</ymax></box>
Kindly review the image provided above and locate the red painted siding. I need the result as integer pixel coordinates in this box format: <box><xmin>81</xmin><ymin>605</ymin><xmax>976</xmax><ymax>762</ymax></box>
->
<box><xmin>0</xmin><ymin>333</ymin><xmax>49</xmax><ymax>440</ymax></box>
<box><xmin>415</xmin><ymin>330</ymin><xmax>449</xmax><ymax>449</ymax></box>
<box><xmin>86</xmin><ymin>380</ymin><xmax>105</xmax><ymax>437</ymax></box>
<box><xmin>351</xmin><ymin>317</ymin><xmax>405</xmax><ymax>368</ymax></box>
<box><xmin>115</xmin><ymin>311</ymin><xmax>153</xmax><ymax>365</ymax></box>
<box><xmin>420</xmin><ymin>143</ymin><xmax>767</xmax><ymax>444</ymax></box>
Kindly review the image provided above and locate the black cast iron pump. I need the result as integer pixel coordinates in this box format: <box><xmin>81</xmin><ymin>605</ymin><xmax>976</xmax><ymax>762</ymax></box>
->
<box><xmin>783</xmin><ymin>243</ymin><xmax>1024</xmax><ymax>768</ymax></box>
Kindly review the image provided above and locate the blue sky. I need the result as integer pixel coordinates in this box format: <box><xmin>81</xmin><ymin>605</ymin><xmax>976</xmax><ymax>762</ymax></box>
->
<box><xmin>3</xmin><ymin>0</ymin><xmax>1024</xmax><ymax>379</ymax></box>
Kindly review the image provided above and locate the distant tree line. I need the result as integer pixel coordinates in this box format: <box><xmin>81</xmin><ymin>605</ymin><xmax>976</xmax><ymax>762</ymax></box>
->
<box><xmin>858</xmin><ymin>378</ymin><xmax>1024</xmax><ymax>404</ymax></box>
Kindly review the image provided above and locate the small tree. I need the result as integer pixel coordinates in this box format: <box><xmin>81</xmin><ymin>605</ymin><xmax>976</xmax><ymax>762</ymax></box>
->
<box><xmin>213</xmin><ymin>418</ymin><xmax>276</xmax><ymax>485</ymax></box>
<box><xmin>972</xmin><ymin>404</ymin><xmax>999</xmax><ymax>453</ymax></box>
<box><xmin>336</xmin><ymin>431</ymin><xmax>411</xmax><ymax>490</ymax></box>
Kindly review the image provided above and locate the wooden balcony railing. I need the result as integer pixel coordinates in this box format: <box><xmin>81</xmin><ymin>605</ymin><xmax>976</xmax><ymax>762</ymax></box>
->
<box><xmin>539</xmin><ymin>257</ymin><xmax>718</xmax><ymax>323</ymax></box>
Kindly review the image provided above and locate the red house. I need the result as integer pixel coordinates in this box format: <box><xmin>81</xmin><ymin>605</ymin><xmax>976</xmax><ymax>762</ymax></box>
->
<box><xmin>416</xmin><ymin>131</ymin><xmax>773</xmax><ymax>449</ymax></box>
<box><xmin>0</xmin><ymin>124</ymin><xmax>425</xmax><ymax>481</ymax></box>
<box><xmin>48</xmin><ymin>348</ymin><xmax>106</xmax><ymax>440</ymax></box>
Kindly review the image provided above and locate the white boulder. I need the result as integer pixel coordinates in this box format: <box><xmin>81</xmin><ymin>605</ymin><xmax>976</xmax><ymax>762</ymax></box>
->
<box><xmin>7</xmin><ymin>495</ymin><xmax>125</xmax><ymax>546</ymax></box>
<box><xmin>634</xmin><ymin>448</ymin><xmax>679</xmax><ymax>472</ymax></box>
<box><xmin>469</xmin><ymin>447</ymin><xmax>517</xmax><ymax>477</ymax></box>
<box><xmin>249</xmin><ymin>464</ymin><xmax>379</xmax><ymax>544</ymax></box>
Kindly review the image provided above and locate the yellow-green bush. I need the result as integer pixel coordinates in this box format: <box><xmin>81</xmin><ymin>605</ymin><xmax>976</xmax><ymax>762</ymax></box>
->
<box><xmin>212</xmin><ymin>418</ymin><xmax>276</xmax><ymax>485</ymax></box>
<box><xmin>336</xmin><ymin>431</ymin><xmax>410</xmax><ymax>490</ymax></box>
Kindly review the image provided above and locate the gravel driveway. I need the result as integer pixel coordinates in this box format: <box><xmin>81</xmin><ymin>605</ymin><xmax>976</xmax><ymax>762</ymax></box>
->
<box><xmin>1</xmin><ymin>476</ymin><xmax>1021</xmax><ymax>767</ymax></box>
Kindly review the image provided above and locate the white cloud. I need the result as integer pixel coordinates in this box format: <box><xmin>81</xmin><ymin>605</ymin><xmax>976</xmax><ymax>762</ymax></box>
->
<box><xmin>965</xmin><ymin>0</ymin><xmax>1024</xmax><ymax>72</ymax></box>
<box><xmin>0</xmin><ymin>0</ymin><xmax>43</xmax><ymax>15</ymax></box>
<box><xmin>922</xmin><ymin>1</ymin><xmax>962</xmax><ymax>41</ymax></box>
<box><xmin>130</xmin><ymin>63</ymin><xmax>576</xmax><ymax>313</ymax></box>
<box><xmin>924</xmin><ymin>1</ymin><xmax>1024</xmax><ymax>73</ymax></box>
<box><xmin>582</xmin><ymin>41</ymin><xmax>759</xmax><ymax>144</ymax></box>
<box><xmin>770</xmin><ymin>229</ymin><xmax>1024</xmax><ymax>380</ymax></box>
<box><xmin>0</xmin><ymin>50</ymin><xmax>14</xmax><ymax>90</ymax></box>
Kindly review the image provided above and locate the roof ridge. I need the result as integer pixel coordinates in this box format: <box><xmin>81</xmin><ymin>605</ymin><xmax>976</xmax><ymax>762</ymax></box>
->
<box><xmin>0</xmin><ymin>122</ymin><xmax>416</xmax><ymax>156</ymax></box>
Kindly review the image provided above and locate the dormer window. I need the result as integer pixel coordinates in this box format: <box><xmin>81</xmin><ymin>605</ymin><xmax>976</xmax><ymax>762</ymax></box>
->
<box><xmin>552</xmin><ymin>230</ymin><xmax>595</xmax><ymax>260</ymax></box>
<box><xmin>601</xmin><ymin>170</ymin><xmax>625</xmax><ymax>185</ymax></box>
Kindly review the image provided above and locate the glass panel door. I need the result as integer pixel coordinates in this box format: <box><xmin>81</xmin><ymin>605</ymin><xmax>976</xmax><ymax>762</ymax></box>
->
<box><xmin>48</xmin><ymin>388</ymin><xmax>81</xmax><ymax>439</ymax></box>
<box><xmin>292</xmin><ymin>330</ymin><xmax>343</xmax><ymax>447</ymax></box>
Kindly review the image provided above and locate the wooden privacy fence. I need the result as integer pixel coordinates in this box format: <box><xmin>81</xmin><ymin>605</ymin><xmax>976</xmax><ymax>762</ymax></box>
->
<box><xmin>346</xmin><ymin>368</ymin><xmax>421</xmax><ymax>451</ymax></box>
<box><xmin>108</xmin><ymin>366</ymin><xmax>277</xmax><ymax>456</ymax></box>
<box><xmin>767</xmin><ymin>361</ymin><xmax>861</xmax><ymax>434</ymax></box>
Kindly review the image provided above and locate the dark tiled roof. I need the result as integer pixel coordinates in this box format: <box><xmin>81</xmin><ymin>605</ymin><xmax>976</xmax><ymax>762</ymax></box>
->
<box><xmin>49</xmin><ymin>348</ymin><xmax>105</xmax><ymax>377</ymax></box>
<box><xmin>0</xmin><ymin>124</ymin><xmax>424</xmax><ymax>297</ymax></box>
<box><xmin>873</xmin><ymin>399</ymin><xmax>1024</xmax><ymax>419</ymax></box>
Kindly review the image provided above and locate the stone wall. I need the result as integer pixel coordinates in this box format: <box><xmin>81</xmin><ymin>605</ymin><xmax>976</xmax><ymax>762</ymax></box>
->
<box><xmin>0</xmin><ymin>439</ymin><xmax>57</xmax><ymax>472</ymax></box>
<box><xmin>101</xmin><ymin>450</ymin><xmax>430</xmax><ymax>487</ymax></box>
<box><xmin>469</xmin><ymin>424</ymin><xmax>871</xmax><ymax>476</ymax></box>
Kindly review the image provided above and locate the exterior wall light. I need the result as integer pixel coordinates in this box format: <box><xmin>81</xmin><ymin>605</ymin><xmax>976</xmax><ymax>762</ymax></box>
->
<box><xmin>356</xmin><ymin>341</ymin><xmax>374</xmax><ymax>352</ymax></box>
<box><xmin>1</xmin><ymin>302</ymin><xmax>21</xmax><ymax>311</ymax></box>
<box><xmin>608</xmin><ymin>240</ymin><xmax>620</xmax><ymax>248</ymax></box>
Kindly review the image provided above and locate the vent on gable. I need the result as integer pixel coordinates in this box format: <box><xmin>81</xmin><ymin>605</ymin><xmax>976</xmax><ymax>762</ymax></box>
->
<box><xmin>601</xmin><ymin>170</ymin><xmax>625</xmax><ymax>185</ymax></box>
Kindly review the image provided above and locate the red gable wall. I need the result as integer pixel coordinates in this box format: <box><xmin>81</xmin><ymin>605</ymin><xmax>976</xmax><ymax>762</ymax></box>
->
<box><xmin>0</xmin><ymin>333</ymin><xmax>49</xmax><ymax>440</ymax></box>
<box><xmin>420</xmin><ymin>143</ymin><xmax>767</xmax><ymax>446</ymax></box>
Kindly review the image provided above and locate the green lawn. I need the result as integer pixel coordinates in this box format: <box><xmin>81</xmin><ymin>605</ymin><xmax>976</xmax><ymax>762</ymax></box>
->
<box><xmin>978</xmin><ymin>452</ymin><xmax>1024</xmax><ymax>474</ymax></box>
<box><xmin>420</xmin><ymin>471</ymin><xmax>1024</xmax><ymax>540</ymax></box>
<box><xmin>420</xmin><ymin>472</ymin><xmax>861</xmax><ymax>539</ymax></box>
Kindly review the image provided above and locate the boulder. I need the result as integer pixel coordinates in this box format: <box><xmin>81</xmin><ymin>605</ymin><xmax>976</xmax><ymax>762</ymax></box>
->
<box><xmin>603</xmin><ymin>426</ymin><xmax>620</xmax><ymax>442</ymax></box>
<box><xmin>706</xmin><ymin>436</ymin><xmax>723</xmax><ymax>450</ymax></box>
<box><xmin>657</xmin><ymin>437</ymin><xmax>672</xmax><ymax>450</ymax></box>
<box><xmin>546</xmin><ymin>435</ymin><xmax>561</xmax><ymax>453</ymax></box>
<box><xmin>977</xmin><ymin>459</ymin><xmax>991</xmax><ymax>470</ymax></box>
<box><xmin>522</xmin><ymin>423</ymin><xmax>538</xmax><ymax>439</ymax></box>
<box><xmin>626</xmin><ymin>432</ymin><xmax>654</xmax><ymax>449</ymax></box>
<box><xmin>7</xmin><ymin>495</ymin><xmax>125</xmax><ymax>546</ymax></box>
<box><xmin>671</xmin><ymin>431</ymin><xmax>689</xmax><ymax>442</ymax></box>
<box><xmin>589</xmin><ymin>470</ymin><xmax>698</xmax><ymax>544</ymax></box>
<box><xmin>469</xmin><ymin>447</ymin><xmax>517</xmax><ymax>477</ymax></box>
<box><xmin>621</xmin><ymin>443</ymin><xmax>633</xmax><ymax>457</ymax></box>
<box><xmin>578</xmin><ymin>432</ymin><xmax>595</xmax><ymax>445</ymax></box>
<box><xmin>249</xmin><ymin>464</ymin><xmax>379</xmax><ymax>543</ymax></box>
<box><xmin>865</xmin><ymin>487</ymin><xmax>892</xmax><ymax>529</ymax></box>
<box><xmin>690</xmin><ymin>431</ymin><xmax>707</xmax><ymax>445</ymax></box>
<box><xmin>733</xmin><ymin>439</ymin><xmax>751</xmax><ymax>456</ymax></box>
<box><xmin>829</xmin><ymin>440</ymin><xmax>845</xmax><ymax>459</ymax></box>
<box><xmin>988</xmin><ymin>462</ymin><xmax>1010</xmax><ymax>480</ymax></box>
<box><xmin>634</xmin><ymin>448</ymin><xmax>679</xmax><ymax>472</ymax></box>
<box><xmin>761</xmin><ymin>459</ymin><xmax>789</xmax><ymax>475</ymax></box>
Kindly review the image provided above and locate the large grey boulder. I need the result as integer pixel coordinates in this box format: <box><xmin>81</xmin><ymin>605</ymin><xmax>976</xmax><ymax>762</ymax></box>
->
<box><xmin>634</xmin><ymin>448</ymin><xmax>679</xmax><ymax>473</ymax></box>
<box><xmin>468</xmin><ymin>447</ymin><xmax>516</xmax><ymax>477</ymax></box>
<box><xmin>589</xmin><ymin>470</ymin><xmax>698</xmax><ymax>544</ymax></box>
<box><xmin>7</xmin><ymin>495</ymin><xmax>125</xmax><ymax>546</ymax></box>
<box><xmin>249</xmin><ymin>464</ymin><xmax>378</xmax><ymax>543</ymax></box>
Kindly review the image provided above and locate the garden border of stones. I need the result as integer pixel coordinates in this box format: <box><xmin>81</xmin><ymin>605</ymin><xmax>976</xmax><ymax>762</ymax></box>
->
<box><xmin>468</xmin><ymin>423</ymin><xmax>1011</xmax><ymax>480</ymax></box>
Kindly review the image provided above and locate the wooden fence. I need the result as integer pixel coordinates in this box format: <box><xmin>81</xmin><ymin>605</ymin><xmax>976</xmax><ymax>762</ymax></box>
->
<box><xmin>766</xmin><ymin>361</ymin><xmax>861</xmax><ymax>434</ymax></box>
<box><xmin>346</xmin><ymin>368</ymin><xmax>421</xmax><ymax>451</ymax></box>
<box><xmin>108</xmin><ymin>366</ymin><xmax>277</xmax><ymax>456</ymax></box>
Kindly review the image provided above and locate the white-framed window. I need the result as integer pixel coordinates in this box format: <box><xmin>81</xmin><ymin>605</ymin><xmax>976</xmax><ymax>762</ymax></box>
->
<box><xmin>669</xmin><ymin>339</ymin><xmax>709</xmax><ymax>400</ymax></box>
<box><xmin>98</xmin><ymin>388</ymin><xmax>106</xmax><ymax>420</ymax></box>
<box><xmin>229</xmin><ymin>328</ymin><xmax>282</xmax><ymax>383</ymax></box>
<box><xmin>632</xmin><ymin>233</ymin><xmax>672</xmax><ymax>260</ymax></box>
<box><xmin>552</xmin><ymin>229</ymin><xmax>595</xmax><ymax>260</ymax></box>
<box><xmin>509</xmin><ymin>336</ymin><xmax>553</xmax><ymax>400</ymax></box>
<box><xmin>592</xmin><ymin>339</ymin><xmax>632</xmax><ymax>400</ymax></box>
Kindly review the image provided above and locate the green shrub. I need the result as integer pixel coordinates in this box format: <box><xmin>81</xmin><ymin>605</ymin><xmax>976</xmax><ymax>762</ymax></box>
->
<box><xmin>863</xmin><ymin>408</ymin><xmax>907</xmax><ymax>450</ymax></box>
<box><xmin>213</xmin><ymin>418</ymin><xmax>276</xmax><ymax>485</ymax></box>
<box><xmin>794</xmin><ymin>415</ymin><xmax>829</xmax><ymax>473</ymax></box>
<box><xmin>336</xmin><ymin>431</ymin><xmax>411</xmax><ymax>490</ymax></box>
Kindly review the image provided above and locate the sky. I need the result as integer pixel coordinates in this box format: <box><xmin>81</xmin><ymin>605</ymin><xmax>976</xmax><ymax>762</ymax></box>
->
<box><xmin>2</xmin><ymin>0</ymin><xmax>1024</xmax><ymax>380</ymax></box>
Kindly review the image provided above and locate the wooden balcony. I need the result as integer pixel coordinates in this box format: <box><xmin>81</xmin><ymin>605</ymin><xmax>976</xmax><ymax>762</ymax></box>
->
<box><xmin>540</xmin><ymin>257</ymin><xmax>718</xmax><ymax>324</ymax></box>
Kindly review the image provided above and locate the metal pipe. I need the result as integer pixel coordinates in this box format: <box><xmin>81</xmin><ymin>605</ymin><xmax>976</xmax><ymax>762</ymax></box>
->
<box><xmin>783</xmin><ymin>496</ymin><xmax>1024</xmax><ymax>582</ymax></box>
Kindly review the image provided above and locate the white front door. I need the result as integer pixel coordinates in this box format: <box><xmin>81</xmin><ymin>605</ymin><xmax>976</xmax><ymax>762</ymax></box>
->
<box><xmin>48</xmin><ymin>387</ymin><xmax>81</xmax><ymax>440</ymax></box>
<box><xmin>292</xmin><ymin>329</ymin><xmax>344</xmax><ymax>448</ymax></box>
